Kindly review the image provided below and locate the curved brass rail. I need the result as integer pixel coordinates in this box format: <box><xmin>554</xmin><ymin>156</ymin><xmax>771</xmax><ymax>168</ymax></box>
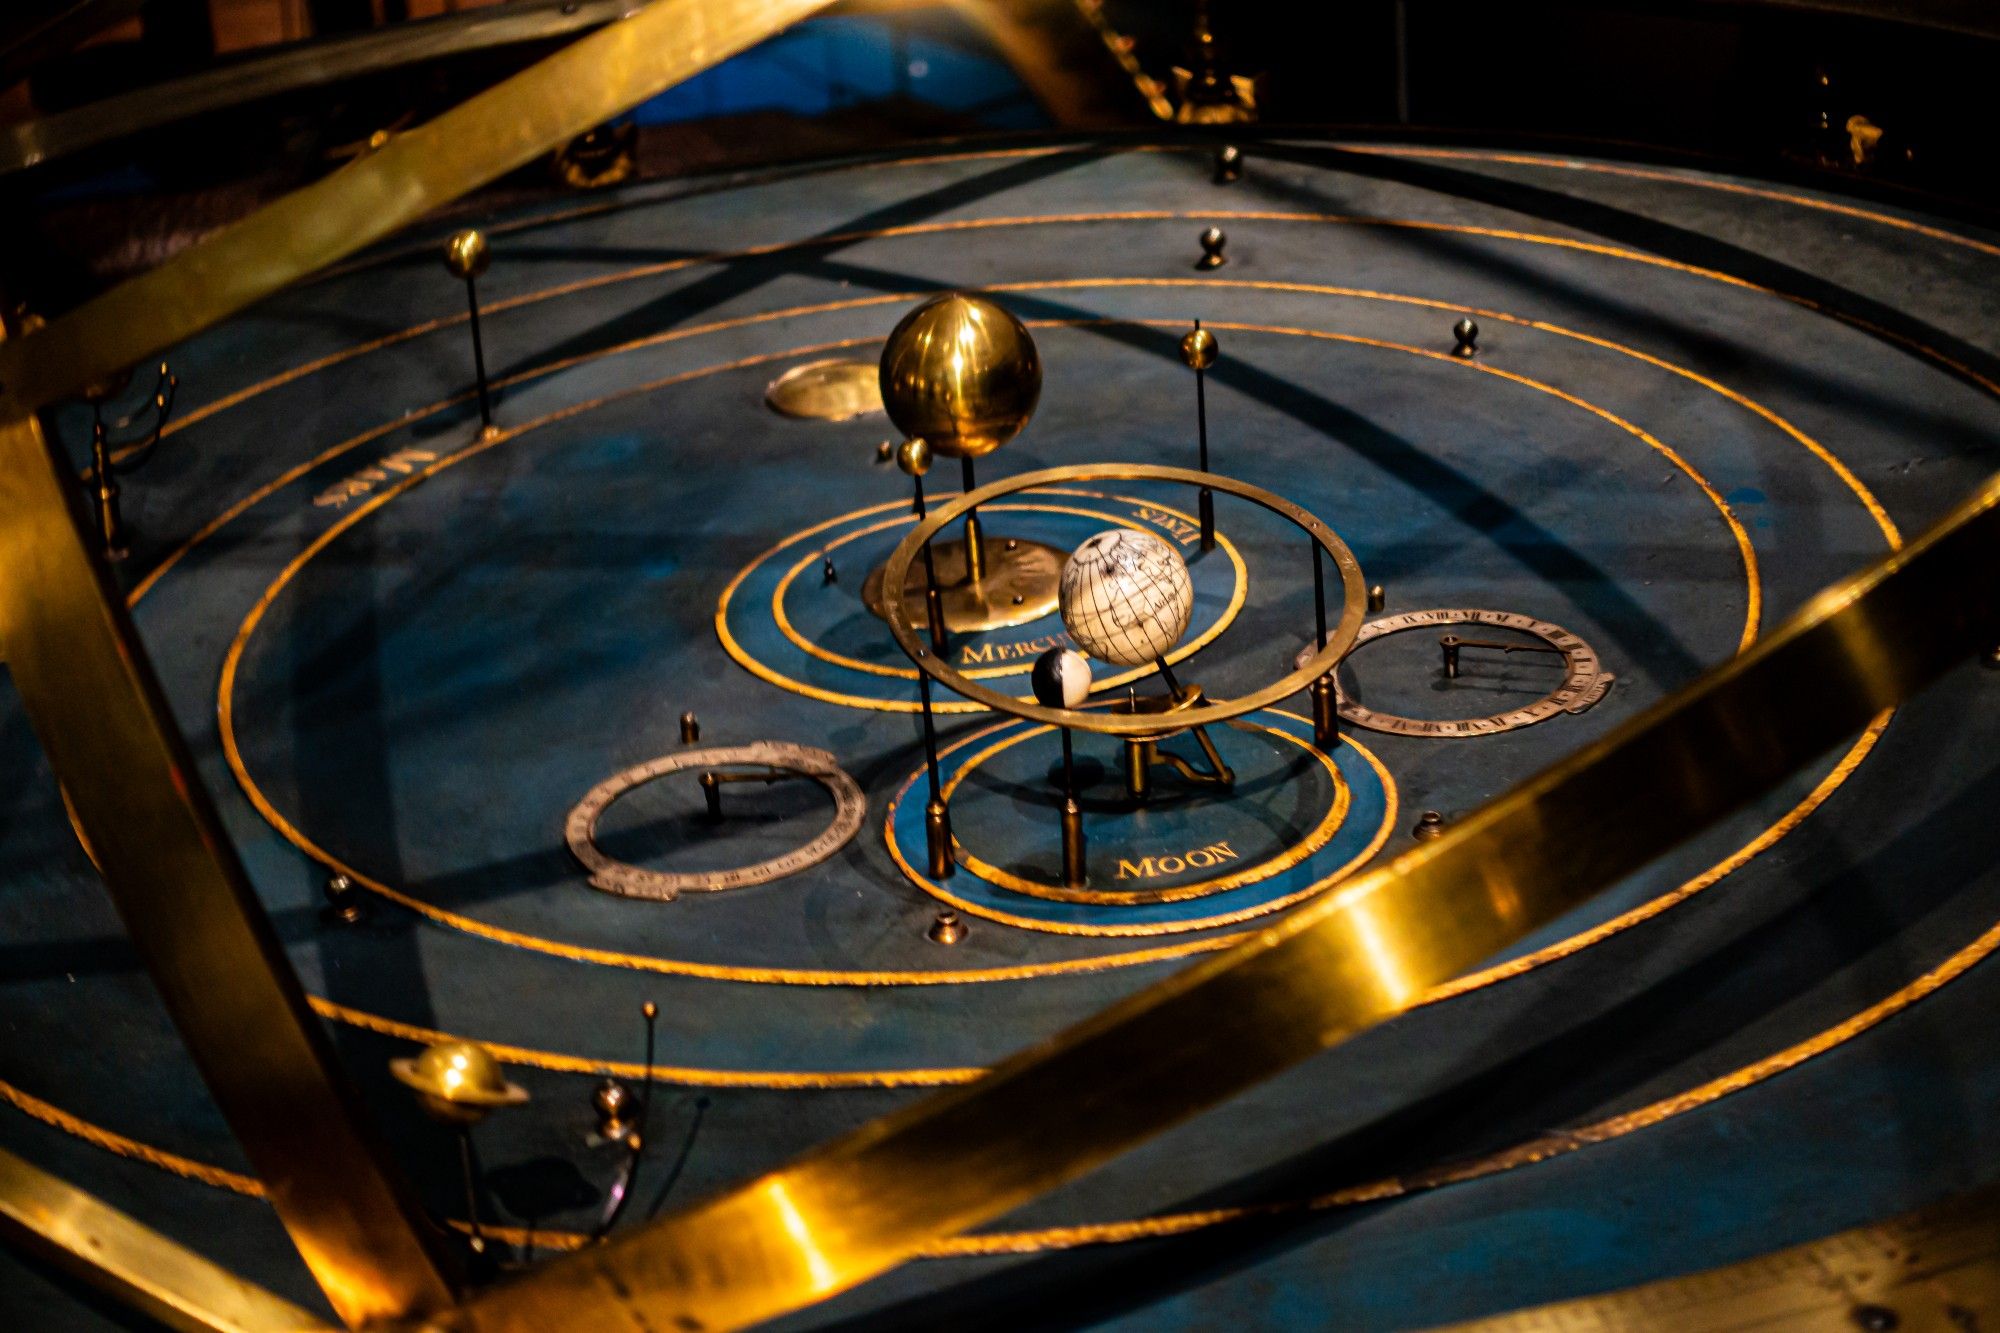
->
<box><xmin>880</xmin><ymin>463</ymin><xmax>1368</xmax><ymax>735</ymax></box>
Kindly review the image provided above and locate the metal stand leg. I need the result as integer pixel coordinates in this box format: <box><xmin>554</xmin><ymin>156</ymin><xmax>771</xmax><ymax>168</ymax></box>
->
<box><xmin>1059</xmin><ymin>727</ymin><xmax>1085</xmax><ymax>887</ymax></box>
<box><xmin>914</xmin><ymin>472</ymin><xmax>950</xmax><ymax>655</ymax></box>
<box><xmin>1125</xmin><ymin>737</ymin><xmax>1151</xmax><ymax>801</ymax></box>
<box><xmin>960</xmin><ymin>457</ymin><xmax>985</xmax><ymax>585</ymax></box>
<box><xmin>88</xmin><ymin>411</ymin><xmax>126</xmax><ymax>561</ymax></box>
<box><xmin>1195</xmin><ymin>362</ymin><xmax>1216</xmax><ymax>552</ymax></box>
<box><xmin>918</xmin><ymin>672</ymin><xmax>954</xmax><ymax>878</ymax></box>
<box><xmin>1311</xmin><ymin>675</ymin><xmax>1338</xmax><ymax>749</ymax></box>
<box><xmin>465</xmin><ymin>276</ymin><xmax>495</xmax><ymax>437</ymax></box>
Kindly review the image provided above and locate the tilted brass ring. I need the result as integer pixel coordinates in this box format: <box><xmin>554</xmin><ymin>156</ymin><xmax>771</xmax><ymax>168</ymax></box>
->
<box><xmin>880</xmin><ymin>463</ymin><xmax>1366</xmax><ymax>735</ymax></box>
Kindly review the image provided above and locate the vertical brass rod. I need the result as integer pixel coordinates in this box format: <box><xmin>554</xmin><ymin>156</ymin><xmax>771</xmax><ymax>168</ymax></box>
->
<box><xmin>464</xmin><ymin>275</ymin><xmax>493</xmax><ymax>431</ymax></box>
<box><xmin>1312</xmin><ymin>541</ymin><xmax>1327</xmax><ymax>651</ymax></box>
<box><xmin>88</xmin><ymin>406</ymin><xmax>125</xmax><ymax>560</ymax></box>
<box><xmin>959</xmin><ymin>456</ymin><xmax>984</xmax><ymax>585</ymax></box>
<box><xmin>917</xmin><ymin>671</ymin><xmax>944</xmax><ymax>804</ymax></box>
<box><xmin>459</xmin><ymin>1129</ymin><xmax>484</xmax><ymax>1252</ymax></box>
<box><xmin>0</xmin><ymin>415</ymin><xmax>459</xmax><ymax>1326</ymax></box>
<box><xmin>1195</xmin><ymin>368</ymin><xmax>1215</xmax><ymax>552</ymax></box>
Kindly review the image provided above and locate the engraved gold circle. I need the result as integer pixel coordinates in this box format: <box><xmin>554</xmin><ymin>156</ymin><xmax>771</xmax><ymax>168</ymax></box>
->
<box><xmin>195</xmin><ymin>272</ymin><xmax>1898</xmax><ymax>986</ymax></box>
<box><xmin>210</xmin><ymin>321</ymin><xmax>1783</xmax><ymax>979</ymax></box>
<box><xmin>881</xmin><ymin>464</ymin><xmax>1369</xmax><ymax>737</ymax></box>
<box><xmin>939</xmin><ymin>721</ymin><xmax>1349</xmax><ymax>906</ymax></box>
<box><xmin>763</xmin><ymin>491</ymin><xmax>1246</xmax><ymax>682</ymax></box>
<box><xmin>884</xmin><ymin>711</ymin><xmax>1398</xmax><ymax>937</ymax></box>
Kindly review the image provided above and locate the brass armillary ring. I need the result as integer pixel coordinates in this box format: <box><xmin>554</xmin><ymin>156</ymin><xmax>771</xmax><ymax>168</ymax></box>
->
<box><xmin>881</xmin><ymin>463</ymin><xmax>1367</xmax><ymax>735</ymax></box>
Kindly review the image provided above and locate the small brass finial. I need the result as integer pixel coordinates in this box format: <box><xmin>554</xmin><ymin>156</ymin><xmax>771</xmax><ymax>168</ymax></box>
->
<box><xmin>1180</xmin><ymin>325</ymin><xmax>1218</xmax><ymax>371</ymax></box>
<box><xmin>642</xmin><ymin>1001</ymin><xmax>658</xmax><ymax>1021</ymax></box>
<box><xmin>1413</xmin><ymin>810</ymin><xmax>1446</xmax><ymax>841</ymax></box>
<box><xmin>593</xmin><ymin>1078</ymin><xmax>634</xmax><ymax>1141</ymax></box>
<box><xmin>322</xmin><ymin>873</ymin><xmax>365</xmax><ymax>926</ymax></box>
<box><xmin>1214</xmin><ymin>144</ymin><xmax>1243</xmax><ymax>184</ymax></box>
<box><xmin>1368</xmin><ymin>584</ymin><xmax>1386</xmax><ymax>614</ymax></box>
<box><xmin>1196</xmin><ymin>226</ymin><xmax>1227</xmax><ymax>270</ymax></box>
<box><xmin>390</xmin><ymin>1040</ymin><xmax>527</xmax><ymax>1125</ymax></box>
<box><xmin>927</xmin><ymin>910</ymin><xmax>968</xmax><ymax>945</ymax></box>
<box><xmin>896</xmin><ymin>437</ymin><xmax>933</xmax><ymax>478</ymax></box>
<box><xmin>679</xmin><ymin>711</ymin><xmax>699</xmax><ymax>744</ymax></box>
<box><xmin>1451</xmin><ymin>317</ymin><xmax>1479</xmax><ymax>359</ymax></box>
<box><xmin>443</xmin><ymin>229</ymin><xmax>491</xmax><ymax>281</ymax></box>
<box><xmin>875</xmin><ymin>440</ymin><xmax>894</xmax><ymax>463</ymax></box>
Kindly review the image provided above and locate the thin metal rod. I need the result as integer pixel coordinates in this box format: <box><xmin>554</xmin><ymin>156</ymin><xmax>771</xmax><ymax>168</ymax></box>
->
<box><xmin>959</xmin><ymin>456</ymin><xmax>983</xmax><ymax>585</ymax></box>
<box><xmin>1313</xmin><ymin>542</ymin><xmax>1328</xmax><ymax>651</ymax></box>
<box><xmin>465</xmin><ymin>276</ymin><xmax>493</xmax><ymax>430</ymax></box>
<box><xmin>918</xmin><ymin>672</ymin><xmax>944</xmax><ymax>805</ymax></box>
<box><xmin>1195</xmin><ymin>368</ymin><xmax>1208</xmax><ymax>472</ymax></box>
<box><xmin>458</xmin><ymin>1129</ymin><xmax>484</xmax><ymax>1248</ymax></box>
<box><xmin>1060</xmin><ymin>726</ymin><xmax>1076</xmax><ymax>800</ymax></box>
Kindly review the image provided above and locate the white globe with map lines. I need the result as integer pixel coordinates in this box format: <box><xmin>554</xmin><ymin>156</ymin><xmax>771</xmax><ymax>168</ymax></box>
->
<box><xmin>1057</xmin><ymin>528</ymin><xmax>1195</xmax><ymax>668</ymax></box>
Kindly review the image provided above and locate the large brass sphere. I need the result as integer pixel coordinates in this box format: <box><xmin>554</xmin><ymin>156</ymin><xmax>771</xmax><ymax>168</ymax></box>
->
<box><xmin>390</xmin><ymin>1039</ymin><xmax>527</xmax><ymax>1125</ymax></box>
<box><xmin>878</xmin><ymin>293</ymin><xmax>1041</xmax><ymax>460</ymax></box>
<box><xmin>443</xmin><ymin>229</ymin><xmax>490</xmax><ymax>281</ymax></box>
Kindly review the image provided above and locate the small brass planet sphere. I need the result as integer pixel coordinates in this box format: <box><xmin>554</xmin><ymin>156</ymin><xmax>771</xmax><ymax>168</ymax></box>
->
<box><xmin>1180</xmin><ymin>326</ymin><xmax>1218</xmax><ymax>371</ymax></box>
<box><xmin>443</xmin><ymin>229</ymin><xmax>491</xmax><ymax>281</ymax></box>
<box><xmin>390</xmin><ymin>1039</ymin><xmax>527</xmax><ymax>1125</ymax></box>
<box><xmin>878</xmin><ymin>293</ymin><xmax>1041</xmax><ymax>459</ymax></box>
<box><xmin>896</xmin><ymin>436</ymin><xmax>933</xmax><ymax>478</ymax></box>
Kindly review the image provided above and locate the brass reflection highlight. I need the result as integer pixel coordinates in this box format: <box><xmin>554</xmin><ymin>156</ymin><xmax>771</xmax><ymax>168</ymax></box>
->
<box><xmin>0</xmin><ymin>1147</ymin><xmax>333</xmax><ymax>1333</ymax></box>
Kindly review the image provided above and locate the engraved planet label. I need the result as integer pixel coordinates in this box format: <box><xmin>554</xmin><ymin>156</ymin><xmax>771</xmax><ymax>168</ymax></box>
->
<box><xmin>1296</xmin><ymin>609</ymin><xmax>1614</xmax><ymax>737</ymax></box>
<box><xmin>1058</xmin><ymin>529</ymin><xmax>1195</xmax><ymax>668</ymax></box>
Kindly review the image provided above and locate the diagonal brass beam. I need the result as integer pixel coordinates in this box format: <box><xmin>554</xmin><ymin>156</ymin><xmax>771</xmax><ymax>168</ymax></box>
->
<box><xmin>0</xmin><ymin>406</ymin><xmax>460</xmax><ymax>1326</ymax></box>
<box><xmin>0</xmin><ymin>0</ymin><xmax>834</xmax><ymax>417</ymax></box>
<box><xmin>1434</xmin><ymin>1176</ymin><xmax>2000</xmax><ymax>1331</ymax></box>
<box><xmin>0</xmin><ymin>1145</ymin><xmax>336</xmax><ymax>1333</ymax></box>
<box><xmin>0</xmin><ymin>0</ymin><xmax>654</xmax><ymax>176</ymax></box>
<box><xmin>432</xmin><ymin>475</ymin><xmax>2000</xmax><ymax>1333</ymax></box>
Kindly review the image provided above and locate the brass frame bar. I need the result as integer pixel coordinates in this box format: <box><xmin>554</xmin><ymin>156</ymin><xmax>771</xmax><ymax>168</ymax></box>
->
<box><xmin>1435</xmin><ymin>1176</ymin><xmax>2000</xmax><ymax>1331</ymax></box>
<box><xmin>0</xmin><ymin>407</ymin><xmax>459</xmax><ymax>1326</ymax></box>
<box><xmin>0</xmin><ymin>1146</ymin><xmax>336</xmax><ymax>1333</ymax></box>
<box><xmin>0</xmin><ymin>0</ymin><xmax>651</xmax><ymax>176</ymax></box>
<box><xmin>432</xmin><ymin>476</ymin><xmax>2000</xmax><ymax>1333</ymax></box>
<box><xmin>0</xmin><ymin>0</ymin><xmax>835</xmax><ymax>414</ymax></box>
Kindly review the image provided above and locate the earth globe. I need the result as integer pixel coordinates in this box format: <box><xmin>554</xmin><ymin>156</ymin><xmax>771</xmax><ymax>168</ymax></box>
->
<box><xmin>1057</xmin><ymin>529</ymin><xmax>1195</xmax><ymax>669</ymax></box>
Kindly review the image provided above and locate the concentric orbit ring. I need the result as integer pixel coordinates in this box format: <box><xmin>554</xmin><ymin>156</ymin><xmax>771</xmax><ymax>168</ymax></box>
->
<box><xmin>881</xmin><ymin>464</ymin><xmax>1367</xmax><ymax>735</ymax></box>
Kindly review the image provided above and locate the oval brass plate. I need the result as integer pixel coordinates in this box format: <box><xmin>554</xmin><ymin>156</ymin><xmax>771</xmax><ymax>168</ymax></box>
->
<box><xmin>764</xmin><ymin>359</ymin><xmax>884</xmax><ymax>421</ymax></box>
